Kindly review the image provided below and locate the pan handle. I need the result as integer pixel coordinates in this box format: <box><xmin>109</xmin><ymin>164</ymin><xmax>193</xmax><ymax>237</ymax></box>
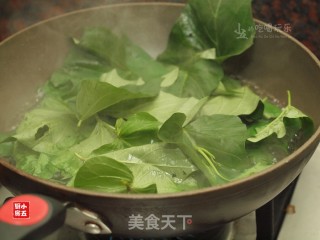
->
<box><xmin>0</xmin><ymin>194</ymin><xmax>66</xmax><ymax>240</ymax></box>
<box><xmin>0</xmin><ymin>194</ymin><xmax>112</xmax><ymax>240</ymax></box>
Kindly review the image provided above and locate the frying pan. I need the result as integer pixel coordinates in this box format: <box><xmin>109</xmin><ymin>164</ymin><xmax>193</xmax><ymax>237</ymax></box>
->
<box><xmin>0</xmin><ymin>2</ymin><xmax>319</xmax><ymax>239</ymax></box>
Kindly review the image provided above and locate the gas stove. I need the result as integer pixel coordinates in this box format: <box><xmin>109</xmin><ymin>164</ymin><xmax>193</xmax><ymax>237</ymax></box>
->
<box><xmin>1</xmin><ymin>145</ymin><xmax>319</xmax><ymax>240</ymax></box>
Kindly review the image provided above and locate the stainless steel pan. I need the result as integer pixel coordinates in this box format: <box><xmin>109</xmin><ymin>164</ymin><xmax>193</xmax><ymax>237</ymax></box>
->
<box><xmin>0</xmin><ymin>2</ymin><xmax>319</xmax><ymax>238</ymax></box>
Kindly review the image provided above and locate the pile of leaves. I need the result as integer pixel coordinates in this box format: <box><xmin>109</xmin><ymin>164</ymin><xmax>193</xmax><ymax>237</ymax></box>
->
<box><xmin>0</xmin><ymin>0</ymin><xmax>314</xmax><ymax>193</ymax></box>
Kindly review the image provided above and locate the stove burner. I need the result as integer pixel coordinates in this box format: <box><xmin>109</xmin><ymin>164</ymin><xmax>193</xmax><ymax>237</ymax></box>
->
<box><xmin>50</xmin><ymin>222</ymin><xmax>234</xmax><ymax>240</ymax></box>
<box><xmin>85</xmin><ymin>223</ymin><xmax>232</xmax><ymax>240</ymax></box>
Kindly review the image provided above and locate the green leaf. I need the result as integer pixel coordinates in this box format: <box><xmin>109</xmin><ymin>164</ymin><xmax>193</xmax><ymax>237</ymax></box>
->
<box><xmin>235</xmin><ymin>162</ymin><xmax>271</xmax><ymax>180</ymax></box>
<box><xmin>13</xmin><ymin>97</ymin><xmax>86</xmax><ymax>154</ymax></box>
<box><xmin>185</xmin><ymin>115</ymin><xmax>250</xmax><ymax>168</ymax></box>
<box><xmin>246</xmin><ymin>135</ymin><xmax>289</xmax><ymax>165</ymax></box>
<box><xmin>45</xmin><ymin>44</ymin><xmax>109</xmax><ymax>100</ymax></box>
<box><xmin>130</xmin><ymin>163</ymin><xmax>199</xmax><ymax>193</ymax></box>
<box><xmin>112</xmin><ymin>113</ymin><xmax>161</xmax><ymax>147</ymax></box>
<box><xmin>100</xmin><ymin>69</ymin><xmax>144</xmax><ymax>87</ymax></box>
<box><xmin>92</xmin><ymin>138</ymin><xmax>132</xmax><ymax>155</ymax></box>
<box><xmin>241</xmin><ymin>101</ymin><xmax>265</xmax><ymax>124</ymax></box>
<box><xmin>99</xmin><ymin>143</ymin><xmax>197</xmax><ymax>181</ymax></box>
<box><xmin>71</xmin><ymin>118</ymin><xmax>116</xmax><ymax>158</ymax></box>
<box><xmin>74</xmin><ymin>156</ymin><xmax>133</xmax><ymax>193</ymax></box>
<box><xmin>101</xmin><ymin>68</ymin><xmax>166</xmax><ymax>98</ymax></box>
<box><xmin>32</xmin><ymin>153</ymin><xmax>57</xmax><ymax>179</ymax></box>
<box><xmin>75</xmin><ymin>27</ymin><xmax>127</xmax><ymax>70</ymax></box>
<box><xmin>76</xmin><ymin>27</ymin><xmax>171</xmax><ymax>81</ymax></box>
<box><xmin>49</xmin><ymin>151</ymin><xmax>84</xmax><ymax>182</ymax></box>
<box><xmin>158</xmin><ymin>113</ymin><xmax>224</xmax><ymax>185</ymax></box>
<box><xmin>12</xmin><ymin>142</ymin><xmax>40</xmax><ymax>174</ymax></box>
<box><xmin>0</xmin><ymin>132</ymin><xmax>15</xmax><ymax>143</ymax></box>
<box><xmin>198</xmin><ymin>48</ymin><xmax>216</xmax><ymax>60</ymax></box>
<box><xmin>158</xmin><ymin>0</ymin><xmax>255</xmax><ymax>62</ymax></box>
<box><xmin>159</xmin><ymin>113</ymin><xmax>251</xmax><ymax>185</ymax></box>
<box><xmin>108</xmin><ymin>91</ymin><xmax>208</xmax><ymax>124</ymax></box>
<box><xmin>130</xmin><ymin>164</ymin><xmax>180</xmax><ymax>193</ymax></box>
<box><xmin>130</xmin><ymin>183</ymin><xmax>157</xmax><ymax>194</ymax></box>
<box><xmin>0</xmin><ymin>142</ymin><xmax>13</xmax><ymax>157</ymax></box>
<box><xmin>0</xmin><ymin>132</ymin><xmax>15</xmax><ymax>157</ymax></box>
<box><xmin>262</xmin><ymin>99</ymin><xmax>282</xmax><ymax>119</ymax></box>
<box><xmin>248</xmin><ymin>93</ymin><xmax>311</xmax><ymax>142</ymax></box>
<box><xmin>27</xmin><ymin>151</ymin><xmax>82</xmax><ymax>183</ymax></box>
<box><xmin>76</xmin><ymin>80</ymin><xmax>156</xmax><ymax>123</ymax></box>
<box><xmin>158</xmin><ymin>113</ymin><xmax>187</xmax><ymax>144</ymax></box>
<box><xmin>84</xmin><ymin>113</ymin><xmax>161</xmax><ymax>155</ymax></box>
<box><xmin>115</xmin><ymin>112</ymin><xmax>160</xmax><ymax>137</ymax></box>
<box><xmin>12</xmin><ymin>141</ymin><xmax>83</xmax><ymax>183</ymax></box>
<box><xmin>162</xmin><ymin>60</ymin><xmax>223</xmax><ymax>99</ymax></box>
<box><xmin>200</xmin><ymin>78</ymin><xmax>260</xmax><ymax>116</ymax></box>
<box><xmin>160</xmin><ymin>66</ymin><xmax>180</xmax><ymax>88</ymax></box>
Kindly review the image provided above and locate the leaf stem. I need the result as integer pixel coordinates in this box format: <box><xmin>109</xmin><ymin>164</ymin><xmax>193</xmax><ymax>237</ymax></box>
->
<box><xmin>74</xmin><ymin>152</ymin><xmax>88</xmax><ymax>162</ymax></box>
<box><xmin>287</xmin><ymin>90</ymin><xmax>292</xmax><ymax>107</ymax></box>
<box><xmin>196</xmin><ymin>146</ymin><xmax>230</xmax><ymax>181</ymax></box>
<box><xmin>77</xmin><ymin>120</ymin><xmax>82</xmax><ymax>128</ymax></box>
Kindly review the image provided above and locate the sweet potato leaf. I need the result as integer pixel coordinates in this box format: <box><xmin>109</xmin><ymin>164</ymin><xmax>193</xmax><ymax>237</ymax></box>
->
<box><xmin>248</xmin><ymin>92</ymin><xmax>312</xmax><ymax>142</ymax></box>
<box><xmin>130</xmin><ymin>163</ymin><xmax>199</xmax><ymax>193</ymax></box>
<box><xmin>158</xmin><ymin>113</ymin><xmax>225</xmax><ymax>185</ymax></box>
<box><xmin>13</xmin><ymin>97</ymin><xmax>86</xmax><ymax>154</ymax></box>
<box><xmin>74</xmin><ymin>156</ymin><xmax>133</xmax><ymax>193</ymax></box>
<box><xmin>129</xmin><ymin>164</ymin><xmax>180</xmax><ymax>193</ymax></box>
<box><xmin>115</xmin><ymin>112</ymin><xmax>160</xmax><ymax>137</ymax></box>
<box><xmin>158</xmin><ymin>0</ymin><xmax>255</xmax><ymax>62</ymax></box>
<box><xmin>98</xmin><ymin>143</ymin><xmax>197</xmax><ymax>181</ymax></box>
<box><xmin>200</xmin><ymin>77</ymin><xmax>260</xmax><ymax>116</ymax></box>
<box><xmin>73</xmin><ymin>154</ymin><xmax>196</xmax><ymax>193</ymax></box>
<box><xmin>43</xmin><ymin>43</ymin><xmax>110</xmax><ymax>101</ymax></box>
<box><xmin>76</xmin><ymin>27</ymin><xmax>171</xmax><ymax>81</ymax></box>
<box><xmin>185</xmin><ymin>115</ymin><xmax>250</xmax><ymax>168</ymax></box>
<box><xmin>262</xmin><ymin>99</ymin><xmax>283</xmax><ymax>119</ymax></box>
<box><xmin>162</xmin><ymin>59</ymin><xmax>223</xmax><ymax>99</ymax></box>
<box><xmin>158</xmin><ymin>113</ymin><xmax>251</xmax><ymax>185</ymax></box>
<box><xmin>106</xmin><ymin>91</ymin><xmax>207</xmax><ymax>124</ymax></box>
<box><xmin>100</xmin><ymin>69</ymin><xmax>144</xmax><ymax>87</ymax></box>
<box><xmin>0</xmin><ymin>132</ymin><xmax>14</xmax><ymax>157</ymax></box>
<box><xmin>12</xmin><ymin>142</ymin><xmax>83</xmax><ymax>183</ymax></box>
<box><xmin>76</xmin><ymin>80</ymin><xmax>157</xmax><ymax>124</ymax></box>
<box><xmin>71</xmin><ymin>118</ymin><xmax>116</xmax><ymax>158</ymax></box>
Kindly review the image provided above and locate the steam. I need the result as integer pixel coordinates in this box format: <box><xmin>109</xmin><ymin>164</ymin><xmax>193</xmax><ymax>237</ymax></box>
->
<box><xmin>0</xmin><ymin>0</ymin><xmax>190</xmax><ymax>131</ymax></box>
<box><xmin>3</xmin><ymin>0</ymin><xmax>186</xmax><ymax>55</ymax></box>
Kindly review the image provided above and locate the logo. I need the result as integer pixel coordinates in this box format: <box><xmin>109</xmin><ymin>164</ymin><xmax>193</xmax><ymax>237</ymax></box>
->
<box><xmin>13</xmin><ymin>202</ymin><xmax>30</xmax><ymax>219</ymax></box>
<box><xmin>235</xmin><ymin>22</ymin><xmax>292</xmax><ymax>39</ymax></box>
<box><xmin>128</xmin><ymin>214</ymin><xmax>192</xmax><ymax>231</ymax></box>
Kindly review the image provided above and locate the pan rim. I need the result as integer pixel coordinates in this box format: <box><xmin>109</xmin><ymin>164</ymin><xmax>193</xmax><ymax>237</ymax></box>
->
<box><xmin>0</xmin><ymin>1</ymin><xmax>319</xmax><ymax>200</ymax></box>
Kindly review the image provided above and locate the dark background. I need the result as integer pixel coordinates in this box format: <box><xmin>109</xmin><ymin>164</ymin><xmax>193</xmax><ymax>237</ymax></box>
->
<box><xmin>0</xmin><ymin>0</ymin><xmax>319</xmax><ymax>58</ymax></box>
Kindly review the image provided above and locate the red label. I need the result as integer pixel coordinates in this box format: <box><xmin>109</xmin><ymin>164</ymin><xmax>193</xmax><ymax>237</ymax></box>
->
<box><xmin>0</xmin><ymin>195</ymin><xmax>49</xmax><ymax>226</ymax></box>
<box><xmin>13</xmin><ymin>202</ymin><xmax>30</xmax><ymax>219</ymax></box>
